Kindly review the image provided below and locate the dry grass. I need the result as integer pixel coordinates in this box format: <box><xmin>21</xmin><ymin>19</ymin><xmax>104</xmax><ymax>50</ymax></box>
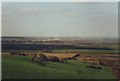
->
<box><xmin>80</xmin><ymin>53</ymin><xmax>120</xmax><ymax>57</ymax></box>
<box><xmin>44</xmin><ymin>53</ymin><xmax>76</xmax><ymax>59</ymax></box>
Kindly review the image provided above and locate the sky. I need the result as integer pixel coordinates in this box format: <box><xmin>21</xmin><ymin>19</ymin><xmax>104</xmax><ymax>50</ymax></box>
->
<box><xmin>2</xmin><ymin>2</ymin><xmax>118</xmax><ymax>37</ymax></box>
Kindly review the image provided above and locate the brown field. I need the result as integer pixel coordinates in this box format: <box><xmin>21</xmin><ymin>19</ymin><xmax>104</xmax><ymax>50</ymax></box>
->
<box><xmin>44</xmin><ymin>53</ymin><xmax>76</xmax><ymax>59</ymax></box>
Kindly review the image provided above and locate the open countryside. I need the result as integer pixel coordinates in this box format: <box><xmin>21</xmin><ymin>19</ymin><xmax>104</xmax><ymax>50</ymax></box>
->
<box><xmin>2</xmin><ymin>2</ymin><xmax>119</xmax><ymax>80</ymax></box>
<box><xmin>2</xmin><ymin>36</ymin><xmax>119</xmax><ymax>79</ymax></box>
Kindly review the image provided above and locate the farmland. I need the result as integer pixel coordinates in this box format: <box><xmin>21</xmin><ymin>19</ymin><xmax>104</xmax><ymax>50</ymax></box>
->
<box><xmin>1</xmin><ymin>36</ymin><xmax>119</xmax><ymax>79</ymax></box>
<box><xmin>2</xmin><ymin>1</ymin><xmax>119</xmax><ymax>80</ymax></box>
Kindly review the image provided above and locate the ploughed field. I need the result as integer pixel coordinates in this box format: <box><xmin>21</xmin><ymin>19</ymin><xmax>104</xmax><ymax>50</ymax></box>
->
<box><xmin>2</xmin><ymin>54</ymin><xmax>116</xmax><ymax>79</ymax></box>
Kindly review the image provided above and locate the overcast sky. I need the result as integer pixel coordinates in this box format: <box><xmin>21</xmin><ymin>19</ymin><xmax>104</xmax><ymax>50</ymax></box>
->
<box><xmin>2</xmin><ymin>2</ymin><xmax>118</xmax><ymax>37</ymax></box>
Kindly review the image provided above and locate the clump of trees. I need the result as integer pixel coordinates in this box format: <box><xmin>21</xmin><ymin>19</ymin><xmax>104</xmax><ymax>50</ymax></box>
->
<box><xmin>32</xmin><ymin>53</ymin><xmax>48</xmax><ymax>66</ymax></box>
<box><xmin>60</xmin><ymin>58</ymin><xmax>68</xmax><ymax>64</ymax></box>
<box><xmin>99</xmin><ymin>58</ymin><xmax>117</xmax><ymax>67</ymax></box>
<box><xmin>32</xmin><ymin>53</ymin><xmax>70</xmax><ymax>65</ymax></box>
<box><xmin>71</xmin><ymin>54</ymin><xmax>80</xmax><ymax>60</ymax></box>
<box><xmin>32</xmin><ymin>53</ymin><xmax>61</xmax><ymax>66</ymax></box>
<box><xmin>48</xmin><ymin>56</ymin><xmax>60</xmax><ymax>62</ymax></box>
<box><xmin>10</xmin><ymin>52</ymin><xmax>18</xmax><ymax>55</ymax></box>
<box><xmin>86</xmin><ymin>63</ymin><xmax>102</xmax><ymax>70</ymax></box>
<box><xmin>86</xmin><ymin>58</ymin><xmax>102</xmax><ymax>70</ymax></box>
<box><xmin>32</xmin><ymin>53</ymin><xmax>80</xmax><ymax>66</ymax></box>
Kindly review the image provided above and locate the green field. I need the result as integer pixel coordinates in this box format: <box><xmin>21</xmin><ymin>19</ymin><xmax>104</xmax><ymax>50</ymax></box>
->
<box><xmin>53</xmin><ymin>49</ymin><xmax>119</xmax><ymax>54</ymax></box>
<box><xmin>2</xmin><ymin>44</ymin><xmax>119</xmax><ymax>54</ymax></box>
<box><xmin>52</xmin><ymin>44</ymin><xmax>119</xmax><ymax>54</ymax></box>
<box><xmin>2</xmin><ymin>54</ymin><xmax>116</xmax><ymax>79</ymax></box>
<box><xmin>3</xmin><ymin>49</ymin><xmax>119</xmax><ymax>54</ymax></box>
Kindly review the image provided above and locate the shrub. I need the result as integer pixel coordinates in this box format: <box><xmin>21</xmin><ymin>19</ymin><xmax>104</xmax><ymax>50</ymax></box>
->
<box><xmin>71</xmin><ymin>54</ymin><xmax>80</xmax><ymax>60</ymax></box>
<box><xmin>72</xmin><ymin>54</ymin><xmax>80</xmax><ymax>58</ymax></box>
<box><xmin>10</xmin><ymin>52</ymin><xmax>18</xmax><ymax>55</ymax></box>
<box><xmin>99</xmin><ymin>58</ymin><xmax>116</xmax><ymax>66</ymax></box>
<box><xmin>60</xmin><ymin>58</ymin><xmax>68</xmax><ymax>64</ymax></box>
<box><xmin>49</xmin><ymin>56</ymin><xmax>60</xmax><ymax>62</ymax></box>
<box><xmin>32</xmin><ymin>53</ymin><xmax>48</xmax><ymax>66</ymax></box>
<box><xmin>38</xmin><ymin>53</ymin><xmax>48</xmax><ymax>61</ymax></box>
<box><xmin>86</xmin><ymin>63</ymin><xmax>102</xmax><ymax>70</ymax></box>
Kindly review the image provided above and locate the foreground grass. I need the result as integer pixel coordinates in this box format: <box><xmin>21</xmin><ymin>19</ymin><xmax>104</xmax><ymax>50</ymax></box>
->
<box><xmin>2</xmin><ymin>54</ymin><xmax>116</xmax><ymax>79</ymax></box>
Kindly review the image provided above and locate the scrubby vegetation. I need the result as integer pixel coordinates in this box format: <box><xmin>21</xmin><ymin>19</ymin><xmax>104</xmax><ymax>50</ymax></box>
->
<box><xmin>86</xmin><ymin>63</ymin><xmax>102</xmax><ymax>70</ymax></box>
<box><xmin>32</xmin><ymin>53</ymin><xmax>48</xmax><ymax>66</ymax></box>
<box><xmin>31</xmin><ymin>53</ymin><xmax>80</xmax><ymax>64</ymax></box>
<box><xmin>48</xmin><ymin>56</ymin><xmax>60</xmax><ymax>62</ymax></box>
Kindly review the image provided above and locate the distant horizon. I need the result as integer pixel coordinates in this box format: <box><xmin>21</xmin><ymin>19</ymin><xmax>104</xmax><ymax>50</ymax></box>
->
<box><xmin>1</xmin><ymin>35</ymin><xmax>118</xmax><ymax>38</ymax></box>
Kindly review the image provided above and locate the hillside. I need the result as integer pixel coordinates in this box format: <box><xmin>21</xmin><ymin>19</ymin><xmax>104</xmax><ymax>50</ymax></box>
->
<box><xmin>2</xmin><ymin>54</ymin><xmax>116</xmax><ymax>79</ymax></box>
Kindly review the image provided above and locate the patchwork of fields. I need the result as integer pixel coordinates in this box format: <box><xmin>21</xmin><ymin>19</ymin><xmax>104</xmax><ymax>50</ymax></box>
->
<box><xmin>2</xmin><ymin>37</ymin><xmax>119</xmax><ymax>79</ymax></box>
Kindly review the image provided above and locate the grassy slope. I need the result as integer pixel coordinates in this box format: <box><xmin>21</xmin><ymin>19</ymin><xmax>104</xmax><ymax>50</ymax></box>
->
<box><xmin>2</xmin><ymin>55</ymin><xmax>116</xmax><ymax>79</ymax></box>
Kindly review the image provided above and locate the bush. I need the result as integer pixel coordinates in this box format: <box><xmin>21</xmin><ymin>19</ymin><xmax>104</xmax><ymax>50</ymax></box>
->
<box><xmin>38</xmin><ymin>53</ymin><xmax>48</xmax><ymax>61</ymax></box>
<box><xmin>60</xmin><ymin>58</ymin><xmax>68</xmax><ymax>64</ymax></box>
<box><xmin>32</xmin><ymin>53</ymin><xmax>48</xmax><ymax>66</ymax></box>
<box><xmin>10</xmin><ymin>52</ymin><xmax>18</xmax><ymax>55</ymax></box>
<box><xmin>49</xmin><ymin>56</ymin><xmax>60</xmax><ymax>62</ymax></box>
<box><xmin>99</xmin><ymin>58</ymin><xmax>116</xmax><ymax>67</ymax></box>
<box><xmin>72</xmin><ymin>54</ymin><xmax>80</xmax><ymax>58</ymax></box>
<box><xmin>71</xmin><ymin>54</ymin><xmax>80</xmax><ymax>60</ymax></box>
<box><xmin>86</xmin><ymin>63</ymin><xmax>102</xmax><ymax>70</ymax></box>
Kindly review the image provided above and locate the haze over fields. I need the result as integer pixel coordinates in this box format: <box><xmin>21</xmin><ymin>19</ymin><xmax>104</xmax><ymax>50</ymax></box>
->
<box><xmin>2</xmin><ymin>2</ymin><xmax>118</xmax><ymax>38</ymax></box>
